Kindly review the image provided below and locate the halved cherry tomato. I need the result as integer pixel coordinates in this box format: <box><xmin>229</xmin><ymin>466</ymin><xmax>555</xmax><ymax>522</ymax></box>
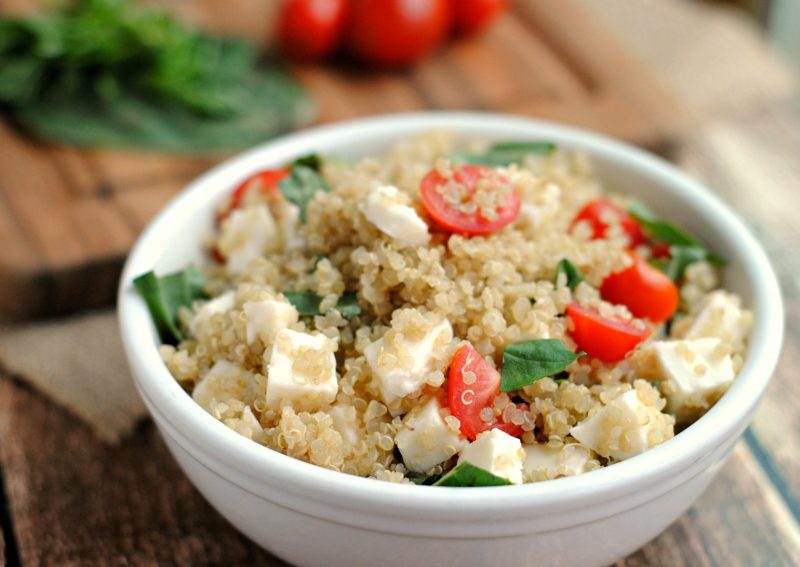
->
<box><xmin>453</xmin><ymin>0</ymin><xmax>507</xmax><ymax>36</ymax></box>
<box><xmin>571</xmin><ymin>198</ymin><xmax>646</xmax><ymax>248</ymax></box>
<box><xmin>218</xmin><ymin>168</ymin><xmax>290</xmax><ymax>223</ymax></box>
<box><xmin>276</xmin><ymin>0</ymin><xmax>349</xmax><ymax>62</ymax></box>
<box><xmin>420</xmin><ymin>164</ymin><xmax>521</xmax><ymax>235</ymax></box>
<box><xmin>448</xmin><ymin>343</ymin><xmax>524</xmax><ymax>440</ymax></box>
<box><xmin>600</xmin><ymin>252</ymin><xmax>679</xmax><ymax>323</ymax></box>
<box><xmin>566</xmin><ymin>302</ymin><xmax>650</xmax><ymax>363</ymax></box>
<box><xmin>347</xmin><ymin>0</ymin><xmax>451</xmax><ymax>67</ymax></box>
<box><xmin>650</xmin><ymin>242</ymin><xmax>671</xmax><ymax>260</ymax></box>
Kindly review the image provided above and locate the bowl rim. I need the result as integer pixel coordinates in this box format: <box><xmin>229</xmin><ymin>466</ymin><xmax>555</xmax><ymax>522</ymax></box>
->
<box><xmin>118</xmin><ymin>111</ymin><xmax>784</xmax><ymax>517</ymax></box>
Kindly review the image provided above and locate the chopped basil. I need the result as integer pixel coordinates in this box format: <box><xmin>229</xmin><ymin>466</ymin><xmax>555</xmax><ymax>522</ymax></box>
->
<box><xmin>433</xmin><ymin>462</ymin><xmax>511</xmax><ymax>487</ymax></box>
<box><xmin>554</xmin><ymin>259</ymin><xmax>584</xmax><ymax>290</ymax></box>
<box><xmin>133</xmin><ymin>265</ymin><xmax>206</xmax><ymax>345</ymax></box>
<box><xmin>310</xmin><ymin>254</ymin><xmax>327</xmax><ymax>274</ymax></box>
<box><xmin>629</xmin><ymin>202</ymin><xmax>726</xmax><ymax>281</ymax></box>
<box><xmin>650</xmin><ymin>245</ymin><xmax>709</xmax><ymax>282</ymax></box>
<box><xmin>452</xmin><ymin>140</ymin><xmax>557</xmax><ymax>167</ymax></box>
<box><xmin>291</xmin><ymin>153</ymin><xmax>323</xmax><ymax>172</ymax></box>
<box><xmin>500</xmin><ymin>339</ymin><xmax>584</xmax><ymax>392</ymax></box>
<box><xmin>283</xmin><ymin>291</ymin><xmax>361</xmax><ymax>320</ymax></box>
<box><xmin>278</xmin><ymin>165</ymin><xmax>330</xmax><ymax>222</ymax></box>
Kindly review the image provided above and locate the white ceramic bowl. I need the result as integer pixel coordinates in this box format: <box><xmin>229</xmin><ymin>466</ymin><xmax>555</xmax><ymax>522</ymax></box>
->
<box><xmin>118</xmin><ymin>113</ymin><xmax>783</xmax><ymax>567</ymax></box>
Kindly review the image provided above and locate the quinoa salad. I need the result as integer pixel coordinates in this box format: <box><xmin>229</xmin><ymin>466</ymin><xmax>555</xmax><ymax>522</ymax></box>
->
<box><xmin>136</xmin><ymin>132</ymin><xmax>751</xmax><ymax>487</ymax></box>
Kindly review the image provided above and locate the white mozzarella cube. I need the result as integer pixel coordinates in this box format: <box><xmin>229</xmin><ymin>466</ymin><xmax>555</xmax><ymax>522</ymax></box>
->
<box><xmin>224</xmin><ymin>406</ymin><xmax>263</xmax><ymax>440</ymax></box>
<box><xmin>516</xmin><ymin>182</ymin><xmax>561</xmax><ymax>229</ymax></box>
<box><xmin>522</xmin><ymin>443</ymin><xmax>594</xmax><ymax>482</ymax></box>
<box><xmin>218</xmin><ymin>204</ymin><xmax>280</xmax><ymax>274</ymax></box>
<box><xmin>243</xmin><ymin>298</ymin><xmax>299</xmax><ymax>346</ymax></box>
<box><xmin>189</xmin><ymin>291</ymin><xmax>236</xmax><ymax>337</ymax></box>
<box><xmin>266</xmin><ymin>329</ymin><xmax>338</xmax><ymax>411</ymax></box>
<box><xmin>680</xmin><ymin>291</ymin><xmax>750</xmax><ymax>351</ymax></box>
<box><xmin>276</xmin><ymin>200</ymin><xmax>304</xmax><ymax>250</ymax></box>
<box><xmin>395</xmin><ymin>399</ymin><xmax>468</xmax><ymax>473</ymax></box>
<box><xmin>365</xmin><ymin>316</ymin><xmax>452</xmax><ymax>406</ymax></box>
<box><xmin>457</xmin><ymin>429</ymin><xmax>525</xmax><ymax>484</ymax></box>
<box><xmin>570</xmin><ymin>390</ymin><xmax>673</xmax><ymax>461</ymax></box>
<box><xmin>329</xmin><ymin>404</ymin><xmax>361</xmax><ymax>447</ymax></box>
<box><xmin>360</xmin><ymin>185</ymin><xmax>430</xmax><ymax>247</ymax></box>
<box><xmin>192</xmin><ymin>360</ymin><xmax>253</xmax><ymax>411</ymax></box>
<box><xmin>651</xmin><ymin>338</ymin><xmax>735</xmax><ymax>422</ymax></box>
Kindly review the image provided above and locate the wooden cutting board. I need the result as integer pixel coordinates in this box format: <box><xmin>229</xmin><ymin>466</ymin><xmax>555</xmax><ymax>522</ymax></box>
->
<box><xmin>0</xmin><ymin>0</ymin><xmax>684</xmax><ymax>317</ymax></box>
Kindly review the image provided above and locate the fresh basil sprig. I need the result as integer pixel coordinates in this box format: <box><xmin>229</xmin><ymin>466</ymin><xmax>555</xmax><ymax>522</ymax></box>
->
<box><xmin>554</xmin><ymin>259</ymin><xmax>584</xmax><ymax>290</ymax></box>
<box><xmin>278</xmin><ymin>165</ymin><xmax>330</xmax><ymax>222</ymax></box>
<box><xmin>500</xmin><ymin>339</ymin><xmax>583</xmax><ymax>392</ymax></box>
<box><xmin>433</xmin><ymin>462</ymin><xmax>512</xmax><ymax>487</ymax></box>
<box><xmin>283</xmin><ymin>291</ymin><xmax>361</xmax><ymax>320</ymax></box>
<box><xmin>452</xmin><ymin>140</ymin><xmax>557</xmax><ymax>167</ymax></box>
<box><xmin>629</xmin><ymin>202</ymin><xmax>726</xmax><ymax>281</ymax></box>
<box><xmin>133</xmin><ymin>265</ymin><xmax>207</xmax><ymax>345</ymax></box>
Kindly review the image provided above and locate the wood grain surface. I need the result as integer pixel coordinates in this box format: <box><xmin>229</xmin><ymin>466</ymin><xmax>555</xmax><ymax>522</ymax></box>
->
<box><xmin>0</xmin><ymin>0</ymin><xmax>682</xmax><ymax>317</ymax></box>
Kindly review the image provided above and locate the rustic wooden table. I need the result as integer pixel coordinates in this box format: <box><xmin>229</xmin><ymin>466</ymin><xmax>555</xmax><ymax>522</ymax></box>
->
<box><xmin>1</xmin><ymin>2</ymin><xmax>799</xmax><ymax>566</ymax></box>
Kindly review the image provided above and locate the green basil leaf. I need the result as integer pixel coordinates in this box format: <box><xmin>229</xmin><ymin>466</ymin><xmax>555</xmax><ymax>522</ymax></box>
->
<box><xmin>278</xmin><ymin>165</ymin><xmax>330</xmax><ymax>222</ymax></box>
<box><xmin>628</xmin><ymin>202</ymin><xmax>699</xmax><ymax>247</ymax></box>
<box><xmin>452</xmin><ymin>140</ymin><xmax>557</xmax><ymax>166</ymax></box>
<box><xmin>554</xmin><ymin>259</ymin><xmax>584</xmax><ymax>290</ymax></box>
<box><xmin>283</xmin><ymin>291</ymin><xmax>361</xmax><ymax>320</ymax></box>
<box><xmin>433</xmin><ymin>462</ymin><xmax>512</xmax><ymax>487</ymax></box>
<box><xmin>501</xmin><ymin>339</ymin><xmax>583</xmax><ymax>392</ymax></box>
<box><xmin>291</xmin><ymin>154</ymin><xmax>323</xmax><ymax>172</ymax></box>
<box><xmin>133</xmin><ymin>265</ymin><xmax>207</xmax><ymax>345</ymax></box>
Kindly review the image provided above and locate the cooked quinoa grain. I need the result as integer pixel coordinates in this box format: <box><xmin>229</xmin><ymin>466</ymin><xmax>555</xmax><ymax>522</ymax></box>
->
<box><xmin>152</xmin><ymin>132</ymin><xmax>751</xmax><ymax>486</ymax></box>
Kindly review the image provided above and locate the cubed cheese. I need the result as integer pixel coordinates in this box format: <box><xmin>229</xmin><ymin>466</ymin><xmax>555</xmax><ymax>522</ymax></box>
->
<box><xmin>364</xmin><ymin>312</ymin><xmax>452</xmax><ymax>406</ymax></box>
<box><xmin>651</xmin><ymin>338</ymin><xmax>735</xmax><ymax>423</ymax></box>
<box><xmin>570</xmin><ymin>390</ymin><xmax>674</xmax><ymax>461</ymax></box>
<box><xmin>457</xmin><ymin>429</ymin><xmax>525</xmax><ymax>484</ymax></box>
<box><xmin>516</xmin><ymin>182</ymin><xmax>561</xmax><ymax>229</ymax></box>
<box><xmin>189</xmin><ymin>291</ymin><xmax>236</xmax><ymax>337</ymax></box>
<box><xmin>224</xmin><ymin>405</ymin><xmax>263</xmax><ymax>440</ymax></box>
<box><xmin>360</xmin><ymin>185</ymin><xmax>430</xmax><ymax>247</ymax></box>
<box><xmin>276</xmin><ymin>199</ymin><xmax>304</xmax><ymax>250</ymax></box>
<box><xmin>266</xmin><ymin>329</ymin><xmax>338</xmax><ymax>411</ymax></box>
<box><xmin>395</xmin><ymin>398</ymin><xmax>468</xmax><ymax>473</ymax></box>
<box><xmin>243</xmin><ymin>298</ymin><xmax>299</xmax><ymax>346</ymax></box>
<box><xmin>522</xmin><ymin>443</ymin><xmax>594</xmax><ymax>482</ymax></box>
<box><xmin>329</xmin><ymin>404</ymin><xmax>361</xmax><ymax>447</ymax></box>
<box><xmin>679</xmin><ymin>291</ymin><xmax>750</xmax><ymax>351</ymax></box>
<box><xmin>192</xmin><ymin>360</ymin><xmax>254</xmax><ymax>411</ymax></box>
<box><xmin>218</xmin><ymin>204</ymin><xmax>280</xmax><ymax>274</ymax></box>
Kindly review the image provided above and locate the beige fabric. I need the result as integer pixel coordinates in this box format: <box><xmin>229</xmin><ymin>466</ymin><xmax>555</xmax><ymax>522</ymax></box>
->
<box><xmin>578</xmin><ymin>0</ymin><xmax>796</xmax><ymax>119</ymax></box>
<box><xmin>0</xmin><ymin>311</ymin><xmax>146</xmax><ymax>443</ymax></box>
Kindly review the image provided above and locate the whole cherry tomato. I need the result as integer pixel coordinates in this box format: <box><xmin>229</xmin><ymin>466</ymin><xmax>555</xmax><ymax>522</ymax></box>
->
<box><xmin>453</xmin><ymin>0</ymin><xmax>507</xmax><ymax>36</ymax></box>
<box><xmin>420</xmin><ymin>164</ymin><xmax>521</xmax><ymax>235</ymax></box>
<box><xmin>448</xmin><ymin>343</ymin><xmax>525</xmax><ymax>441</ymax></box>
<box><xmin>348</xmin><ymin>0</ymin><xmax>451</xmax><ymax>67</ymax></box>
<box><xmin>566</xmin><ymin>302</ymin><xmax>650</xmax><ymax>363</ymax></box>
<box><xmin>571</xmin><ymin>198</ymin><xmax>646</xmax><ymax>249</ymax></box>
<box><xmin>277</xmin><ymin>0</ymin><xmax>349</xmax><ymax>62</ymax></box>
<box><xmin>600</xmin><ymin>252</ymin><xmax>679</xmax><ymax>324</ymax></box>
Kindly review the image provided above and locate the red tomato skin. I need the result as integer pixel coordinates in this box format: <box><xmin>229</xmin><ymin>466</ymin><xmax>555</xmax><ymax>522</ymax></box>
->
<box><xmin>566</xmin><ymin>302</ymin><xmax>650</xmax><ymax>363</ymax></box>
<box><xmin>453</xmin><ymin>0</ymin><xmax>507</xmax><ymax>36</ymax></box>
<box><xmin>572</xmin><ymin>199</ymin><xmax>646</xmax><ymax>248</ymax></box>
<box><xmin>218</xmin><ymin>168</ymin><xmax>290</xmax><ymax>223</ymax></box>
<box><xmin>420</xmin><ymin>165</ymin><xmax>521</xmax><ymax>235</ymax></box>
<box><xmin>448</xmin><ymin>343</ymin><xmax>524</xmax><ymax>440</ymax></box>
<box><xmin>277</xmin><ymin>0</ymin><xmax>349</xmax><ymax>62</ymax></box>
<box><xmin>600</xmin><ymin>252</ymin><xmax>679</xmax><ymax>323</ymax></box>
<box><xmin>347</xmin><ymin>0</ymin><xmax>451</xmax><ymax>67</ymax></box>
